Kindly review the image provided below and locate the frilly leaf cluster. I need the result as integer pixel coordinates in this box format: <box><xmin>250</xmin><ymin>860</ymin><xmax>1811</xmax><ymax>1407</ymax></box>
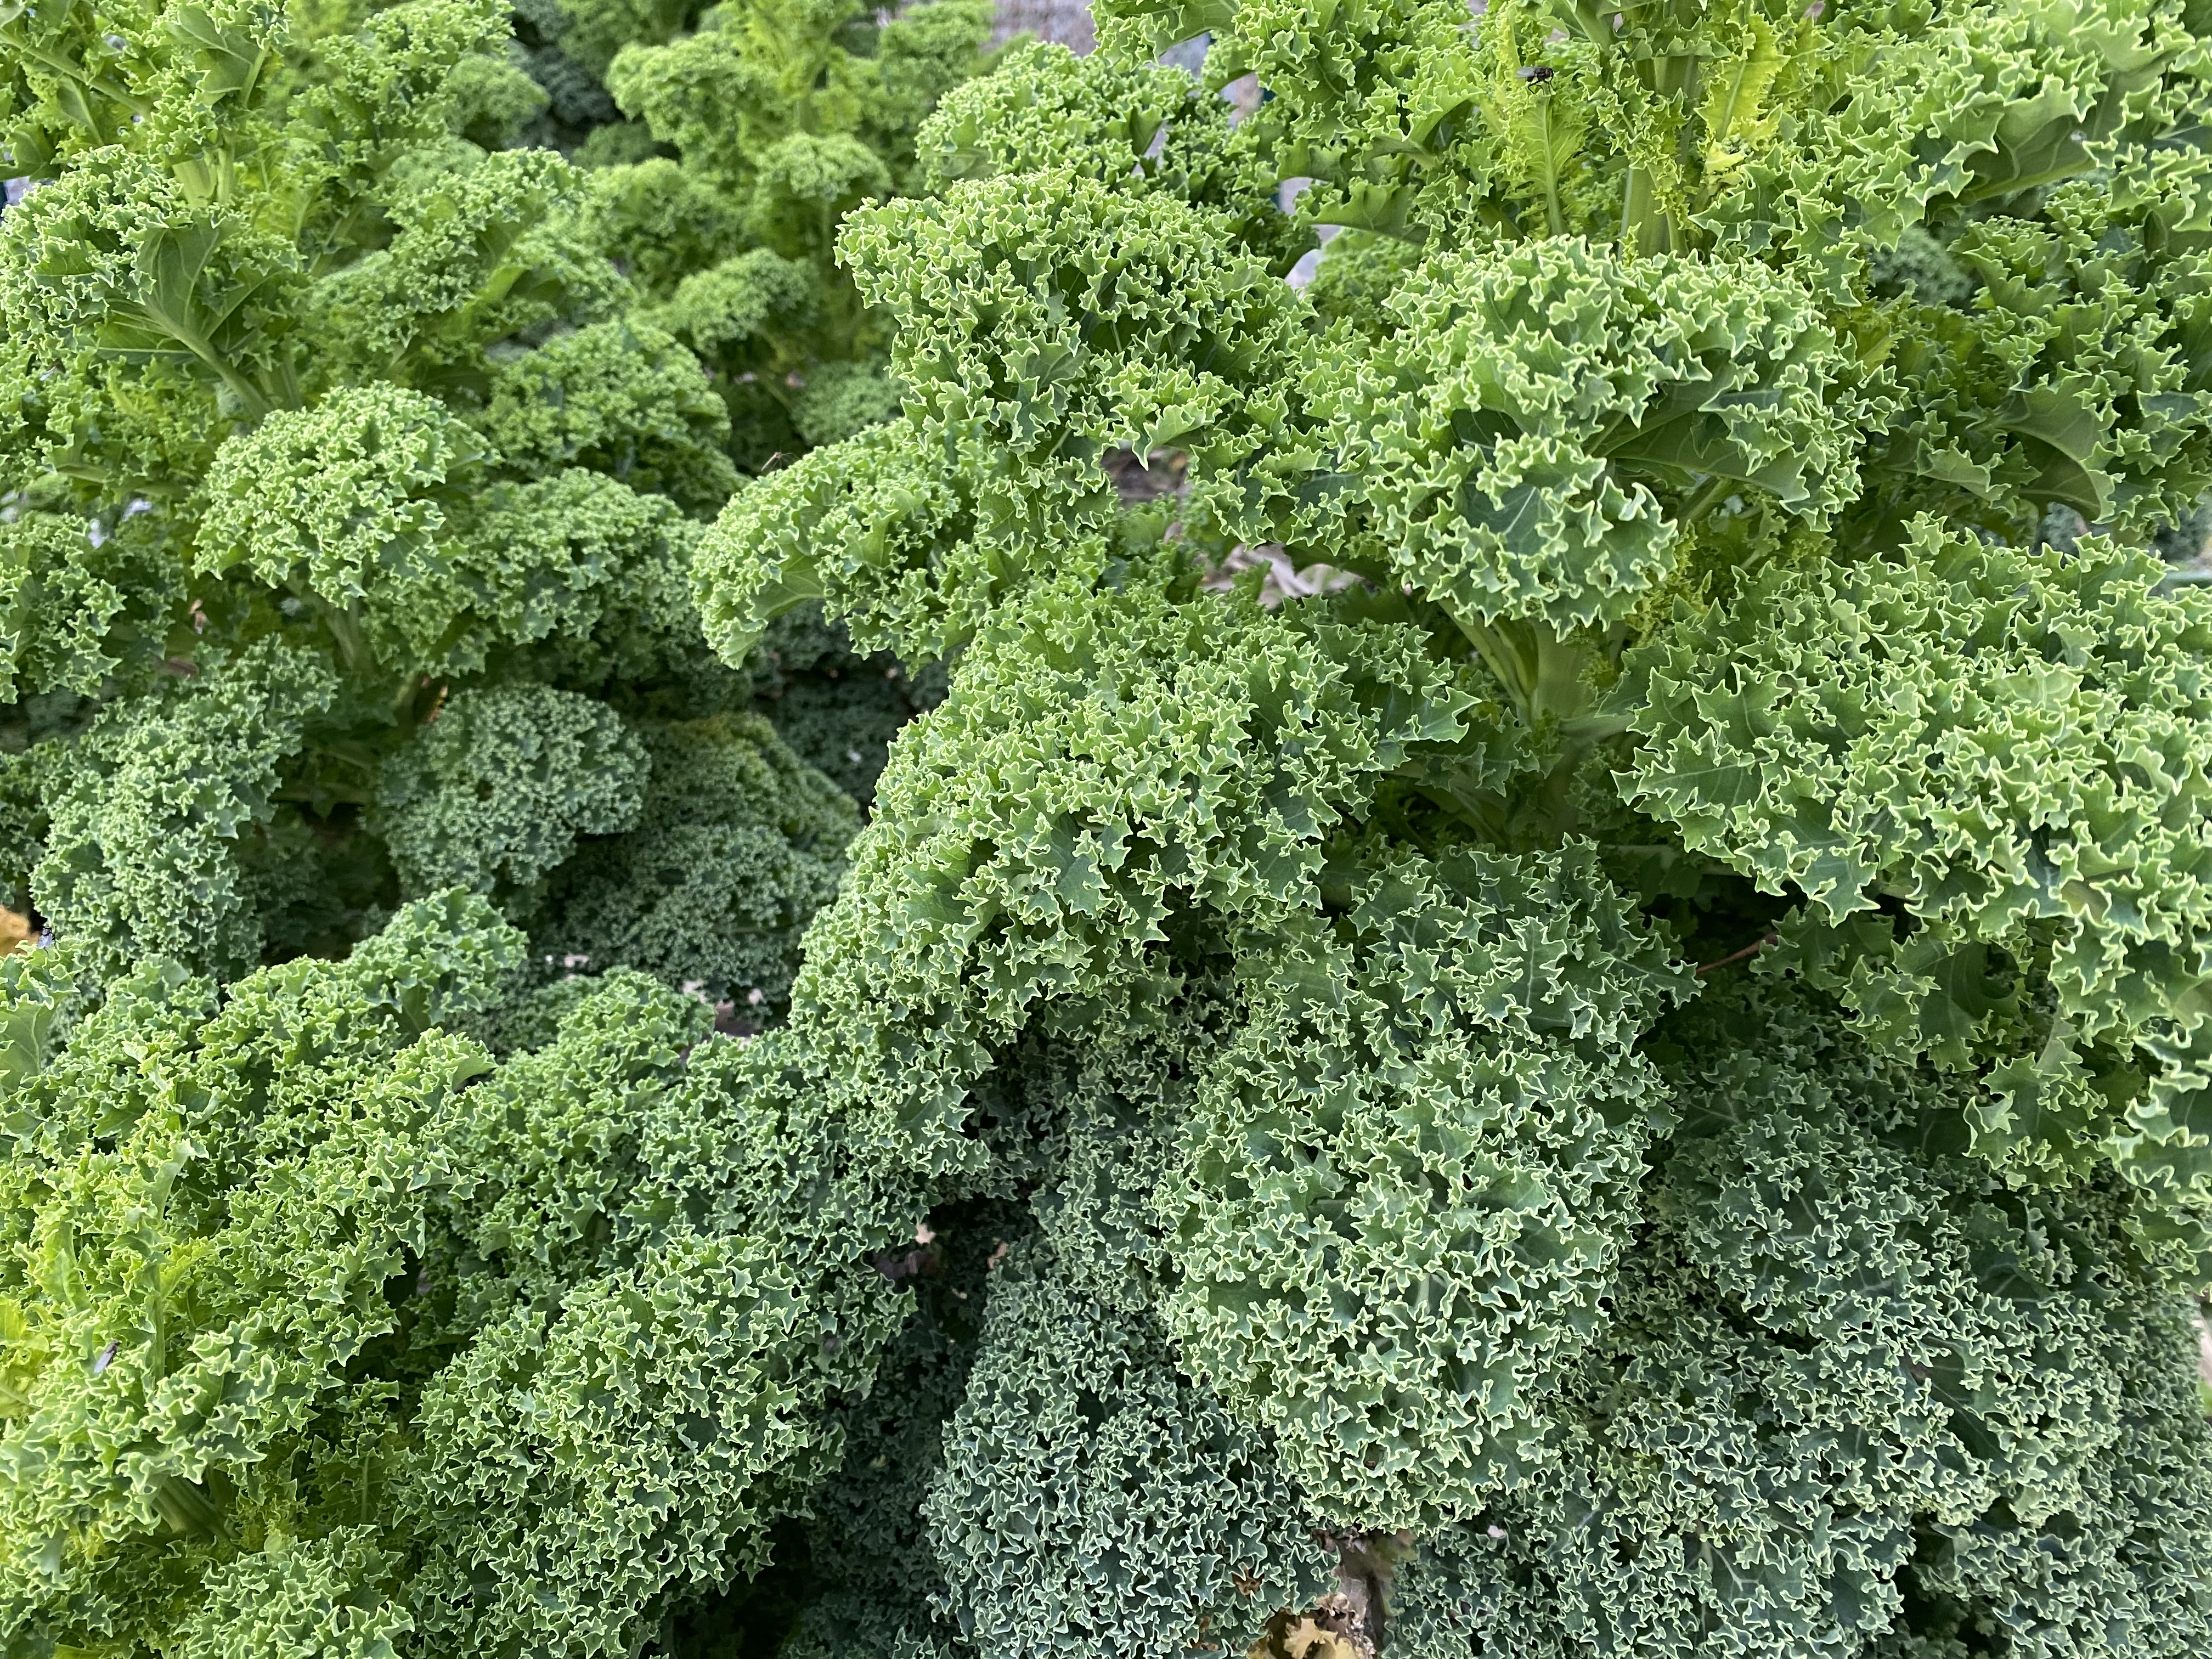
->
<box><xmin>16</xmin><ymin>0</ymin><xmax>2212</xmax><ymax>1655</ymax></box>
<box><xmin>676</xmin><ymin>4</ymin><xmax>2212</xmax><ymax>1654</ymax></box>
<box><xmin>0</xmin><ymin>0</ymin><xmax>969</xmax><ymax>1001</ymax></box>
<box><xmin>1164</xmin><ymin>841</ymin><xmax>1691</xmax><ymax>1525</ymax></box>
<box><xmin>1622</xmin><ymin>517</ymin><xmax>2212</xmax><ymax>1255</ymax></box>
<box><xmin>0</xmin><ymin>894</ymin><xmax>917</xmax><ymax>1657</ymax></box>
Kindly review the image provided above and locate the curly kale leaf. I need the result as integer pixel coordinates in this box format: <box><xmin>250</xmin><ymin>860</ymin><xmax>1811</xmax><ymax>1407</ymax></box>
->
<box><xmin>1306</xmin><ymin>236</ymin><xmax>1863</xmax><ymax>632</ymax></box>
<box><xmin>471</xmin><ymin>317</ymin><xmax>740</xmax><ymax>514</ymax></box>
<box><xmin>0</xmin><ymin>897</ymin><xmax>916</xmax><ymax>1657</ymax></box>
<box><xmin>371</xmin><ymin>681</ymin><xmax>647</xmax><ymax>902</ymax></box>
<box><xmin>692</xmin><ymin>421</ymin><xmax>981</xmax><ymax>665</ymax></box>
<box><xmin>0</xmin><ymin>894</ymin><xmax>515</xmax><ymax>1652</ymax></box>
<box><xmin>1165</xmin><ymin>839</ymin><xmax>1690</xmax><ymax>1527</ymax></box>
<box><xmin>1621</xmin><ymin>518</ymin><xmax>2212</xmax><ymax>1209</ymax></box>
<box><xmin>781</xmin><ymin>565</ymin><xmax>1468</xmax><ymax>1169</ymax></box>
<box><xmin>915</xmin><ymin>37</ymin><xmax>1301</xmax><ymax>267</ymax></box>
<box><xmin>0</xmin><ymin>506</ymin><xmax>187</xmax><ymax>701</ymax></box>
<box><xmin>31</xmin><ymin>638</ymin><xmax>337</xmax><ymax>982</ymax></box>
<box><xmin>1389</xmin><ymin>981</ymin><xmax>2212</xmax><ymax>1658</ymax></box>
<box><xmin>924</xmin><ymin>1238</ymin><xmax>1335</xmax><ymax>1659</ymax></box>
<box><xmin>195</xmin><ymin>383</ymin><xmax>485</xmax><ymax>654</ymax></box>
<box><xmin>535</xmin><ymin>710</ymin><xmax>856</xmax><ymax>1006</ymax></box>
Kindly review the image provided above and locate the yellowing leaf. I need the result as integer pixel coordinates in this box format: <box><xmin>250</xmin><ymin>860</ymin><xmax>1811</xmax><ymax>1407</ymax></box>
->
<box><xmin>1700</xmin><ymin>17</ymin><xmax>1787</xmax><ymax>190</ymax></box>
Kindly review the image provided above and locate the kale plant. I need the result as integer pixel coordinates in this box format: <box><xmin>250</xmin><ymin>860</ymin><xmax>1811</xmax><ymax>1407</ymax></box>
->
<box><xmin>577</xmin><ymin>0</ymin><xmax>996</xmax><ymax>802</ymax></box>
<box><xmin>0</xmin><ymin>894</ymin><xmax>913</xmax><ymax>1656</ymax></box>
<box><xmin>0</xmin><ymin>0</ymin><xmax>977</xmax><ymax>1003</ymax></box>
<box><xmin>680</xmin><ymin>3</ymin><xmax>2212</xmax><ymax>1653</ymax></box>
<box><xmin>7</xmin><ymin>2</ymin><xmax>2212</xmax><ymax>1657</ymax></box>
<box><xmin>504</xmin><ymin>0</ymin><xmax>995</xmax><ymax>802</ymax></box>
<box><xmin>578</xmin><ymin>0</ymin><xmax>997</xmax><ymax>469</ymax></box>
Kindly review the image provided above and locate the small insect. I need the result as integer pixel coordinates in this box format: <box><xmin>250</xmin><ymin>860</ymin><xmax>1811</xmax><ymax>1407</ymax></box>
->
<box><xmin>93</xmin><ymin>1340</ymin><xmax>120</xmax><ymax>1375</ymax></box>
<box><xmin>1517</xmin><ymin>64</ymin><xmax>1555</xmax><ymax>82</ymax></box>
